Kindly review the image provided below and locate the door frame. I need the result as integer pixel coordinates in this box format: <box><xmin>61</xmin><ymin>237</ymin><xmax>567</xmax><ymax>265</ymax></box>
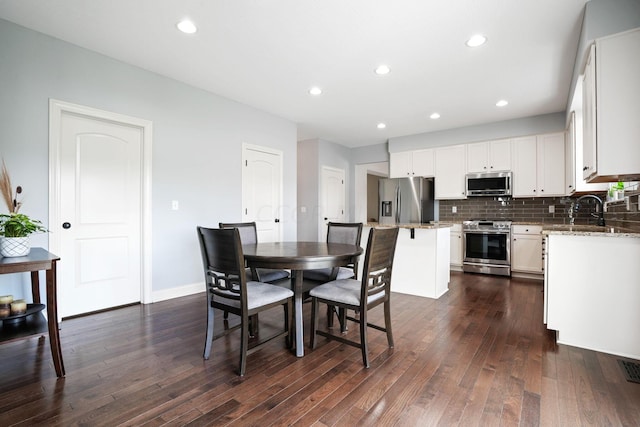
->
<box><xmin>48</xmin><ymin>99</ymin><xmax>153</xmax><ymax>304</ymax></box>
<box><xmin>241</xmin><ymin>143</ymin><xmax>284</xmax><ymax>242</ymax></box>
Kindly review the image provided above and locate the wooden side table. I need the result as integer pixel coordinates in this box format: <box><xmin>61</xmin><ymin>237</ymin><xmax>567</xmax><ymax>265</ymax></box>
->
<box><xmin>0</xmin><ymin>248</ymin><xmax>64</xmax><ymax>377</ymax></box>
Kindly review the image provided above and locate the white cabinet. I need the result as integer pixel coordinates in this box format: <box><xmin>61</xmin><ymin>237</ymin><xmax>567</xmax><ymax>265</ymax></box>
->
<box><xmin>466</xmin><ymin>139</ymin><xmax>511</xmax><ymax>173</ymax></box>
<box><xmin>536</xmin><ymin>133</ymin><xmax>566</xmax><ymax>197</ymax></box>
<box><xmin>512</xmin><ymin>133</ymin><xmax>565</xmax><ymax>197</ymax></box>
<box><xmin>434</xmin><ymin>145</ymin><xmax>466</xmax><ymax>199</ymax></box>
<box><xmin>449</xmin><ymin>223</ymin><xmax>462</xmax><ymax>268</ymax></box>
<box><xmin>566</xmin><ymin>109</ymin><xmax>609</xmax><ymax>194</ymax></box>
<box><xmin>511</xmin><ymin>136</ymin><xmax>538</xmax><ymax>197</ymax></box>
<box><xmin>389</xmin><ymin>149</ymin><xmax>434</xmax><ymax>178</ymax></box>
<box><xmin>582</xmin><ymin>28</ymin><xmax>640</xmax><ymax>182</ymax></box>
<box><xmin>511</xmin><ymin>225</ymin><xmax>543</xmax><ymax>274</ymax></box>
<box><xmin>545</xmin><ymin>233</ymin><xmax>640</xmax><ymax>359</ymax></box>
<box><xmin>361</xmin><ymin>226</ymin><xmax>450</xmax><ymax>299</ymax></box>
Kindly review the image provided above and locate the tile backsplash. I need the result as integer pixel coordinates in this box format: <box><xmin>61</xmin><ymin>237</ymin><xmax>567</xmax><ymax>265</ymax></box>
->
<box><xmin>439</xmin><ymin>194</ymin><xmax>607</xmax><ymax>225</ymax></box>
<box><xmin>439</xmin><ymin>191</ymin><xmax>640</xmax><ymax>232</ymax></box>
<box><xmin>604</xmin><ymin>190</ymin><xmax>640</xmax><ymax>232</ymax></box>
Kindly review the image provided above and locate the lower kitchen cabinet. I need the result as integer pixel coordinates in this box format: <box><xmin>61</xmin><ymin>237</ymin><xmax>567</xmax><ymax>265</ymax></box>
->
<box><xmin>450</xmin><ymin>223</ymin><xmax>462</xmax><ymax>269</ymax></box>
<box><xmin>511</xmin><ymin>224</ymin><xmax>543</xmax><ymax>275</ymax></box>
<box><xmin>362</xmin><ymin>225</ymin><xmax>451</xmax><ymax>299</ymax></box>
<box><xmin>545</xmin><ymin>233</ymin><xmax>640</xmax><ymax>359</ymax></box>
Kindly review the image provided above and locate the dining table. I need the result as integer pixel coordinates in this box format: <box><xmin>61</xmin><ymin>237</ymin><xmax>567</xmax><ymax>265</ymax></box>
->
<box><xmin>243</xmin><ymin>241</ymin><xmax>363</xmax><ymax>357</ymax></box>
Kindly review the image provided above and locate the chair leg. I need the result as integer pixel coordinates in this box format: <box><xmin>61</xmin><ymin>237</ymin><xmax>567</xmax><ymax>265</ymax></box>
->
<box><xmin>249</xmin><ymin>314</ymin><xmax>259</xmax><ymax>337</ymax></box>
<box><xmin>384</xmin><ymin>300</ymin><xmax>394</xmax><ymax>348</ymax></box>
<box><xmin>338</xmin><ymin>307</ymin><xmax>347</xmax><ymax>333</ymax></box>
<box><xmin>326</xmin><ymin>304</ymin><xmax>334</xmax><ymax>327</ymax></box>
<box><xmin>239</xmin><ymin>314</ymin><xmax>249</xmax><ymax>376</ymax></box>
<box><xmin>310</xmin><ymin>298</ymin><xmax>318</xmax><ymax>349</ymax></box>
<box><xmin>360</xmin><ymin>308</ymin><xmax>369</xmax><ymax>368</ymax></box>
<box><xmin>203</xmin><ymin>303</ymin><xmax>214</xmax><ymax>359</ymax></box>
<box><xmin>224</xmin><ymin>310</ymin><xmax>229</xmax><ymax>319</ymax></box>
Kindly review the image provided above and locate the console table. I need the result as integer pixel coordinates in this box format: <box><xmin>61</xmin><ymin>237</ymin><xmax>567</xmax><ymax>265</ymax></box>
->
<box><xmin>0</xmin><ymin>248</ymin><xmax>65</xmax><ymax>377</ymax></box>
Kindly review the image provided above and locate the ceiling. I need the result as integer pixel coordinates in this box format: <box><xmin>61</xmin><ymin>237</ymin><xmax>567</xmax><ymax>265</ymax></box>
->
<box><xmin>0</xmin><ymin>0</ymin><xmax>588</xmax><ymax>148</ymax></box>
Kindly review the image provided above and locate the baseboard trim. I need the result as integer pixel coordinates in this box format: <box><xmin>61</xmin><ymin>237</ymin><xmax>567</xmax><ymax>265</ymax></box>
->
<box><xmin>511</xmin><ymin>272</ymin><xmax>543</xmax><ymax>281</ymax></box>
<box><xmin>151</xmin><ymin>282</ymin><xmax>204</xmax><ymax>303</ymax></box>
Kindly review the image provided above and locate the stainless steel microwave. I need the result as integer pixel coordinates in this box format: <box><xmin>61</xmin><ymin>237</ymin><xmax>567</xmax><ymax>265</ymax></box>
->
<box><xmin>466</xmin><ymin>171</ymin><xmax>512</xmax><ymax>196</ymax></box>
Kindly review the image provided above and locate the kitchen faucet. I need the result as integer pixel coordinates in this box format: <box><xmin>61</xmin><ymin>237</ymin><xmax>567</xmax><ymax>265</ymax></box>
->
<box><xmin>573</xmin><ymin>194</ymin><xmax>605</xmax><ymax>226</ymax></box>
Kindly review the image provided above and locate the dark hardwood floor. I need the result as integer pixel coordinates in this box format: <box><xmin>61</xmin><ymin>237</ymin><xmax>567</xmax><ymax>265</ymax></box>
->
<box><xmin>1</xmin><ymin>272</ymin><xmax>639</xmax><ymax>426</ymax></box>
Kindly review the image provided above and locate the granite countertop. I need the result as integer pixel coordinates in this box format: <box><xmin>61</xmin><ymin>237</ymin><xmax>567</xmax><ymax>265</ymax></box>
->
<box><xmin>365</xmin><ymin>222</ymin><xmax>453</xmax><ymax>229</ymax></box>
<box><xmin>541</xmin><ymin>224</ymin><xmax>640</xmax><ymax>238</ymax></box>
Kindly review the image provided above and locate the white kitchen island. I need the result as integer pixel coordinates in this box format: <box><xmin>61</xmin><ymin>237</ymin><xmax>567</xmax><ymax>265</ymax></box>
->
<box><xmin>544</xmin><ymin>226</ymin><xmax>640</xmax><ymax>359</ymax></box>
<box><xmin>362</xmin><ymin>224</ymin><xmax>451</xmax><ymax>299</ymax></box>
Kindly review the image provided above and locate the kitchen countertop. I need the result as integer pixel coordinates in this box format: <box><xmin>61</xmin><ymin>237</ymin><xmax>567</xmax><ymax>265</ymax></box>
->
<box><xmin>541</xmin><ymin>224</ymin><xmax>640</xmax><ymax>238</ymax></box>
<box><xmin>366</xmin><ymin>222</ymin><xmax>453</xmax><ymax>229</ymax></box>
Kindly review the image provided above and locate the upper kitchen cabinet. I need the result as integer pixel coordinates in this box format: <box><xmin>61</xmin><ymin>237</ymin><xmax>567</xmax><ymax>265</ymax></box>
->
<box><xmin>565</xmin><ymin>109</ymin><xmax>609</xmax><ymax>194</ymax></box>
<box><xmin>582</xmin><ymin>28</ymin><xmax>640</xmax><ymax>183</ymax></box>
<box><xmin>389</xmin><ymin>149</ymin><xmax>434</xmax><ymax>178</ymax></box>
<box><xmin>466</xmin><ymin>139</ymin><xmax>511</xmax><ymax>173</ymax></box>
<box><xmin>512</xmin><ymin>133</ymin><xmax>565</xmax><ymax>197</ymax></box>
<box><xmin>434</xmin><ymin>144</ymin><xmax>466</xmax><ymax>199</ymax></box>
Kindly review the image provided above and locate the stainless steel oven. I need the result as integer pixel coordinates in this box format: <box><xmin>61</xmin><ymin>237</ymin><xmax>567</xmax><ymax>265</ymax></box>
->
<box><xmin>462</xmin><ymin>220</ymin><xmax>512</xmax><ymax>276</ymax></box>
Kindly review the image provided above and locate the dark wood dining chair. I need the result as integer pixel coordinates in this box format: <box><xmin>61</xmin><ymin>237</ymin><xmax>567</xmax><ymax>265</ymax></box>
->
<box><xmin>197</xmin><ymin>226</ymin><xmax>293</xmax><ymax>376</ymax></box>
<box><xmin>309</xmin><ymin>226</ymin><xmax>399</xmax><ymax>368</ymax></box>
<box><xmin>219</xmin><ymin>222</ymin><xmax>290</xmax><ymax>283</ymax></box>
<box><xmin>304</xmin><ymin>222</ymin><xmax>364</xmax><ymax>281</ymax></box>
<box><xmin>303</xmin><ymin>222</ymin><xmax>363</xmax><ymax>329</ymax></box>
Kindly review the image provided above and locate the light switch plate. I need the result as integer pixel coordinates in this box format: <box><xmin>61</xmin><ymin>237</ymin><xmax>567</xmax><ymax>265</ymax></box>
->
<box><xmin>171</xmin><ymin>200</ymin><xmax>179</xmax><ymax>210</ymax></box>
<box><xmin>452</xmin><ymin>206</ymin><xmax>457</xmax><ymax>213</ymax></box>
<box><xmin>548</xmin><ymin>205</ymin><xmax>555</xmax><ymax>213</ymax></box>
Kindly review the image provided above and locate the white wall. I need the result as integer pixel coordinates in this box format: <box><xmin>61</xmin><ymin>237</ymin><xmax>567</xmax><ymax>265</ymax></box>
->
<box><xmin>567</xmin><ymin>0</ymin><xmax>640</xmax><ymax>111</ymax></box>
<box><xmin>0</xmin><ymin>19</ymin><xmax>297</xmax><ymax>298</ymax></box>
<box><xmin>297</xmin><ymin>138</ymin><xmax>353</xmax><ymax>240</ymax></box>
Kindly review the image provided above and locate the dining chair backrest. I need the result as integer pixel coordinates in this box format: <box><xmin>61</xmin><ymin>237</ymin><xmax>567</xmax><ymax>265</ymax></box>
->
<box><xmin>326</xmin><ymin>222</ymin><xmax>363</xmax><ymax>246</ymax></box>
<box><xmin>360</xmin><ymin>226</ymin><xmax>399</xmax><ymax>302</ymax></box>
<box><xmin>219</xmin><ymin>222</ymin><xmax>258</xmax><ymax>245</ymax></box>
<box><xmin>197</xmin><ymin>226</ymin><xmax>248</xmax><ymax>307</ymax></box>
<box><xmin>328</xmin><ymin>222</ymin><xmax>363</xmax><ymax>278</ymax></box>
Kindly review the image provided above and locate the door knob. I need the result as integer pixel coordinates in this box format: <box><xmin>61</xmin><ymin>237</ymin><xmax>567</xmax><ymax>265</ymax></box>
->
<box><xmin>62</xmin><ymin>222</ymin><xmax>71</xmax><ymax>229</ymax></box>
<box><xmin>274</xmin><ymin>218</ymin><xmax>280</xmax><ymax>223</ymax></box>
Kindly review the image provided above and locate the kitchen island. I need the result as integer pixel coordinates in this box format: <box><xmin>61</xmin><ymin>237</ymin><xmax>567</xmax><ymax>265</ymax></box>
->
<box><xmin>543</xmin><ymin>225</ymin><xmax>640</xmax><ymax>359</ymax></box>
<box><xmin>363</xmin><ymin>223</ymin><xmax>451</xmax><ymax>299</ymax></box>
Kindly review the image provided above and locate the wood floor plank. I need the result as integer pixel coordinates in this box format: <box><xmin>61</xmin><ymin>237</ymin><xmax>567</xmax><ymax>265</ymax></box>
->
<box><xmin>1</xmin><ymin>272</ymin><xmax>639</xmax><ymax>426</ymax></box>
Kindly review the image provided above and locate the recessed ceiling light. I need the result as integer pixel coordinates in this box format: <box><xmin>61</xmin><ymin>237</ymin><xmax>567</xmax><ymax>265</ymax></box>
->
<box><xmin>430</xmin><ymin>113</ymin><xmax>441</xmax><ymax>119</ymax></box>
<box><xmin>466</xmin><ymin>34</ymin><xmax>487</xmax><ymax>47</ymax></box>
<box><xmin>309</xmin><ymin>87</ymin><xmax>322</xmax><ymax>96</ymax></box>
<box><xmin>374</xmin><ymin>65</ymin><xmax>391</xmax><ymax>75</ymax></box>
<box><xmin>177</xmin><ymin>19</ymin><xmax>197</xmax><ymax>34</ymax></box>
<box><xmin>496</xmin><ymin>99</ymin><xmax>509</xmax><ymax>107</ymax></box>
<box><xmin>377</xmin><ymin>123</ymin><xmax>387</xmax><ymax>129</ymax></box>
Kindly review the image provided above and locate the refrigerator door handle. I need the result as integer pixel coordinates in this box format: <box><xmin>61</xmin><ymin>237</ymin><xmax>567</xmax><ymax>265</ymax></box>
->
<box><xmin>395</xmin><ymin>186</ymin><xmax>401</xmax><ymax>224</ymax></box>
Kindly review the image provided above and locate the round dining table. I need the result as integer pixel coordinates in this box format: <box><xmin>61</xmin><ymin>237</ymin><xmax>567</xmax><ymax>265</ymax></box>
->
<box><xmin>243</xmin><ymin>241</ymin><xmax>363</xmax><ymax>357</ymax></box>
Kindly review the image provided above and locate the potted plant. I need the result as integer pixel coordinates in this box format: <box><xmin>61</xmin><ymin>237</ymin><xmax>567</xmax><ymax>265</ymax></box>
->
<box><xmin>0</xmin><ymin>160</ymin><xmax>48</xmax><ymax>257</ymax></box>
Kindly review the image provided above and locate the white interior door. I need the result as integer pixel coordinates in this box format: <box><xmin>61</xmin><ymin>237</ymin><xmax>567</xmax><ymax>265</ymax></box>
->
<box><xmin>319</xmin><ymin>166</ymin><xmax>345</xmax><ymax>240</ymax></box>
<box><xmin>51</xmin><ymin>105</ymin><xmax>147</xmax><ymax>318</ymax></box>
<box><xmin>242</xmin><ymin>144</ymin><xmax>283</xmax><ymax>242</ymax></box>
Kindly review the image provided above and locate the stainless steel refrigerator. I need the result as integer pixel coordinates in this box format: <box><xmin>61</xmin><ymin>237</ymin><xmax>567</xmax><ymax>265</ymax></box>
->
<box><xmin>378</xmin><ymin>177</ymin><xmax>436</xmax><ymax>225</ymax></box>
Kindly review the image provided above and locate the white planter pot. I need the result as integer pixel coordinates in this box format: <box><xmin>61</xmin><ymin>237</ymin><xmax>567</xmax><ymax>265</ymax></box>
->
<box><xmin>0</xmin><ymin>237</ymin><xmax>31</xmax><ymax>257</ymax></box>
